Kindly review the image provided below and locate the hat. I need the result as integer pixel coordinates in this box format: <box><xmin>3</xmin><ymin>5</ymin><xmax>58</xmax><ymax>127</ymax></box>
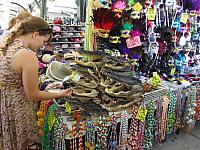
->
<box><xmin>42</xmin><ymin>54</ymin><xmax>53</xmax><ymax>64</ymax></box>
<box><xmin>62</xmin><ymin>44</ymin><xmax>68</xmax><ymax>49</ymax></box>
<box><xmin>53</xmin><ymin>26</ymin><xmax>61</xmax><ymax>32</ymax></box>
<box><xmin>73</xmin><ymin>32</ymin><xmax>81</xmax><ymax>36</ymax></box>
<box><xmin>46</xmin><ymin>61</ymin><xmax>72</xmax><ymax>81</ymax></box>
<box><xmin>73</xmin><ymin>44</ymin><xmax>81</xmax><ymax>48</ymax></box>
<box><xmin>53</xmin><ymin>19</ymin><xmax>62</xmax><ymax>24</ymax></box>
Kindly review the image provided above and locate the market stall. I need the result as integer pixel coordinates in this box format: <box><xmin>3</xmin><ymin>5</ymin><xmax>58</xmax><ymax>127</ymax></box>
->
<box><xmin>36</xmin><ymin>0</ymin><xmax>200</xmax><ymax>149</ymax></box>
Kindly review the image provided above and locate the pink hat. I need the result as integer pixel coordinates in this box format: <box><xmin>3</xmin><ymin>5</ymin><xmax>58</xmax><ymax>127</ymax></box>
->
<box><xmin>53</xmin><ymin>26</ymin><xmax>61</xmax><ymax>32</ymax></box>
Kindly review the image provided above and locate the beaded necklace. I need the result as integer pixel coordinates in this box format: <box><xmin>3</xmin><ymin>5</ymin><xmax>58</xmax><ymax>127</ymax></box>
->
<box><xmin>53</xmin><ymin>115</ymin><xmax>66</xmax><ymax>150</ymax></box>
<box><xmin>78</xmin><ymin>122</ymin><xmax>84</xmax><ymax>150</ymax></box>
<box><xmin>85</xmin><ymin>120</ymin><xmax>95</xmax><ymax>150</ymax></box>
<box><xmin>96</xmin><ymin>116</ymin><xmax>109</xmax><ymax>149</ymax></box>
<box><xmin>174</xmin><ymin>90</ymin><xmax>183</xmax><ymax>132</ymax></box>
<box><xmin>142</xmin><ymin>100</ymin><xmax>156</xmax><ymax>149</ymax></box>
<box><xmin>137</xmin><ymin>102</ymin><xmax>146</xmax><ymax>150</ymax></box>
<box><xmin>42</xmin><ymin>104</ymin><xmax>57</xmax><ymax>150</ymax></box>
<box><xmin>128</xmin><ymin>106</ymin><xmax>139</xmax><ymax>150</ymax></box>
<box><xmin>160</xmin><ymin>95</ymin><xmax>169</xmax><ymax>142</ymax></box>
<box><xmin>185</xmin><ymin>86</ymin><xmax>197</xmax><ymax>125</ymax></box>
<box><xmin>167</xmin><ymin>90</ymin><xmax>177</xmax><ymax>135</ymax></box>
<box><xmin>108</xmin><ymin>114</ymin><xmax>118</xmax><ymax>150</ymax></box>
<box><xmin>154</xmin><ymin>97</ymin><xmax>163</xmax><ymax>143</ymax></box>
<box><xmin>36</xmin><ymin>101</ymin><xmax>46</xmax><ymax>136</ymax></box>
<box><xmin>119</xmin><ymin>110</ymin><xmax>129</xmax><ymax>150</ymax></box>
<box><xmin>70</xmin><ymin>121</ymin><xmax>77</xmax><ymax>150</ymax></box>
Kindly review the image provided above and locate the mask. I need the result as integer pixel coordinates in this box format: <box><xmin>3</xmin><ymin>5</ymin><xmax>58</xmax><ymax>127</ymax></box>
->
<box><xmin>96</xmin><ymin>29</ymin><xmax>110</xmax><ymax>38</ymax></box>
<box><xmin>131</xmin><ymin>11</ymin><xmax>140</xmax><ymax>19</ymax></box>
<box><xmin>109</xmin><ymin>36</ymin><xmax>121</xmax><ymax>43</ymax></box>
<box><xmin>121</xmin><ymin>30</ymin><xmax>130</xmax><ymax>38</ymax></box>
<box><xmin>165</xmin><ymin>0</ymin><xmax>176</xmax><ymax>7</ymax></box>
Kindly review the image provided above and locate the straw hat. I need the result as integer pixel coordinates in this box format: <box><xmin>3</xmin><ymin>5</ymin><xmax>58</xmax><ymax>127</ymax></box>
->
<box><xmin>46</xmin><ymin>61</ymin><xmax>72</xmax><ymax>81</ymax></box>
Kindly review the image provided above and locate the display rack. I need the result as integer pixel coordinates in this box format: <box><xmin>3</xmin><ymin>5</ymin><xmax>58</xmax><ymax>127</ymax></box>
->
<box><xmin>50</xmin><ymin>23</ymin><xmax>85</xmax><ymax>51</ymax></box>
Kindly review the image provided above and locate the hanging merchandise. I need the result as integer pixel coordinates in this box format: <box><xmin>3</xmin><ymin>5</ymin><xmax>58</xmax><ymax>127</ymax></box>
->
<box><xmin>167</xmin><ymin>90</ymin><xmax>177</xmax><ymax>135</ymax></box>
<box><xmin>52</xmin><ymin>115</ymin><xmax>67</xmax><ymax>150</ymax></box>
<box><xmin>128</xmin><ymin>106</ymin><xmax>139</xmax><ymax>150</ymax></box>
<box><xmin>154</xmin><ymin>97</ymin><xmax>163</xmax><ymax>143</ymax></box>
<box><xmin>142</xmin><ymin>100</ymin><xmax>156</xmax><ymax>149</ymax></box>
<box><xmin>96</xmin><ymin>116</ymin><xmax>110</xmax><ymax>149</ymax></box>
<box><xmin>160</xmin><ymin>95</ymin><xmax>169</xmax><ymax>142</ymax></box>
<box><xmin>108</xmin><ymin>114</ymin><xmax>118</xmax><ymax>150</ymax></box>
<box><xmin>85</xmin><ymin>120</ymin><xmax>96</xmax><ymax>150</ymax></box>
<box><xmin>42</xmin><ymin>104</ymin><xmax>57</xmax><ymax>150</ymax></box>
<box><xmin>184</xmin><ymin>86</ymin><xmax>197</xmax><ymax>126</ymax></box>
<box><xmin>119</xmin><ymin>110</ymin><xmax>129</xmax><ymax>150</ymax></box>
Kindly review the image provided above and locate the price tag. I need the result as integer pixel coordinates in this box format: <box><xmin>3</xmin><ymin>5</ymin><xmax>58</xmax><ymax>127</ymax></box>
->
<box><xmin>180</xmin><ymin>13</ymin><xmax>188</xmax><ymax>24</ymax></box>
<box><xmin>126</xmin><ymin>36</ymin><xmax>142</xmax><ymax>48</ymax></box>
<box><xmin>147</xmin><ymin>8</ymin><xmax>156</xmax><ymax>20</ymax></box>
<box><xmin>170</xmin><ymin>68</ymin><xmax>176</xmax><ymax>75</ymax></box>
<box><xmin>136</xmin><ymin>106</ymin><xmax>148</xmax><ymax>122</ymax></box>
<box><xmin>65</xmin><ymin>101</ymin><xmax>71</xmax><ymax>114</ymax></box>
<box><xmin>71</xmin><ymin>71</ymin><xmax>80</xmax><ymax>81</ymax></box>
<box><xmin>48</xmin><ymin>111</ymin><xmax>55</xmax><ymax>131</ymax></box>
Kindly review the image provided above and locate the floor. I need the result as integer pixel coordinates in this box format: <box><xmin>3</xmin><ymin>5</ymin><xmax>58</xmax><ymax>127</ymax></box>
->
<box><xmin>152</xmin><ymin>121</ymin><xmax>200</xmax><ymax>150</ymax></box>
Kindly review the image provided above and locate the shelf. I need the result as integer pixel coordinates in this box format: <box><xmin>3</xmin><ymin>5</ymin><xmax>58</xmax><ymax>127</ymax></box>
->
<box><xmin>51</xmin><ymin>42</ymin><xmax>83</xmax><ymax>44</ymax></box>
<box><xmin>53</xmin><ymin>31</ymin><xmax>84</xmax><ymax>33</ymax></box>
<box><xmin>49</xmin><ymin>24</ymin><xmax>85</xmax><ymax>27</ymax></box>
<box><xmin>62</xmin><ymin>47</ymin><xmax>83</xmax><ymax>49</ymax></box>
<box><xmin>52</xmin><ymin>36</ymin><xmax>84</xmax><ymax>39</ymax></box>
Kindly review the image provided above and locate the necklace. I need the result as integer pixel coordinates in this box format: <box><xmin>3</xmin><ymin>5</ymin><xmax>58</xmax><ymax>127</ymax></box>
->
<box><xmin>128</xmin><ymin>106</ymin><xmax>139</xmax><ymax>150</ymax></box>
<box><xmin>108</xmin><ymin>114</ymin><xmax>118</xmax><ymax>150</ymax></box>
<box><xmin>85</xmin><ymin>120</ymin><xmax>95</xmax><ymax>150</ymax></box>
<box><xmin>119</xmin><ymin>110</ymin><xmax>129</xmax><ymax>150</ymax></box>
<box><xmin>167</xmin><ymin>90</ymin><xmax>177</xmax><ymax>135</ymax></box>
<box><xmin>184</xmin><ymin>86</ymin><xmax>197</xmax><ymax>125</ymax></box>
<box><xmin>154</xmin><ymin>97</ymin><xmax>163</xmax><ymax>143</ymax></box>
<box><xmin>53</xmin><ymin>115</ymin><xmax>66</xmax><ymax>150</ymax></box>
<box><xmin>78</xmin><ymin>122</ymin><xmax>84</xmax><ymax>150</ymax></box>
<box><xmin>137</xmin><ymin>102</ymin><xmax>146</xmax><ymax>150</ymax></box>
<box><xmin>160</xmin><ymin>95</ymin><xmax>169</xmax><ymax>142</ymax></box>
<box><xmin>143</xmin><ymin>100</ymin><xmax>156</xmax><ymax>149</ymax></box>
<box><xmin>96</xmin><ymin>116</ymin><xmax>109</xmax><ymax>149</ymax></box>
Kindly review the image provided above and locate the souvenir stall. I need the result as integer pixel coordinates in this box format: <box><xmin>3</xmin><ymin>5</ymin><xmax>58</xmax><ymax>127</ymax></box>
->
<box><xmin>36</xmin><ymin>0</ymin><xmax>200</xmax><ymax>149</ymax></box>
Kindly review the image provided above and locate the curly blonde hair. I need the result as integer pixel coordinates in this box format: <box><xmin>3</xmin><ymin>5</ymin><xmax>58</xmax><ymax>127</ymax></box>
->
<box><xmin>1</xmin><ymin>16</ymin><xmax>52</xmax><ymax>56</ymax></box>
